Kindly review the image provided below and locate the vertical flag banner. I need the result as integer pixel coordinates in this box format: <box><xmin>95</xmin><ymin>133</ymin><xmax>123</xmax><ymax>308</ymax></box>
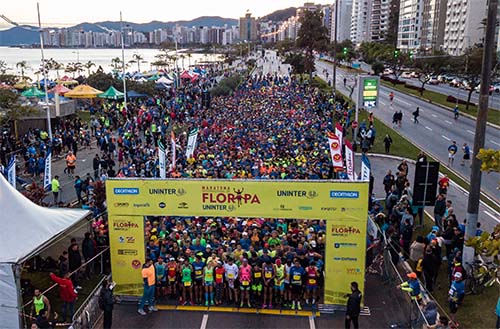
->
<box><xmin>327</xmin><ymin>131</ymin><xmax>343</xmax><ymax>170</ymax></box>
<box><xmin>158</xmin><ymin>141</ymin><xmax>166</xmax><ymax>179</ymax></box>
<box><xmin>361</xmin><ymin>153</ymin><xmax>371</xmax><ymax>181</ymax></box>
<box><xmin>43</xmin><ymin>149</ymin><xmax>52</xmax><ymax>190</ymax></box>
<box><xmin>185</xmin><ymin>128</ymin><xmax>199</xmax><ymax>158</ymax></box>
<box><xmin>7</xmin><ymin>157</ymin><xmax>16</xmax><ymax>187</ymax></box>
<box><xmin>335</xmin><ymin>123</ymin><xmax>343</xmax><ymax>147</ymax></box>
<box><xmin>170</xmin><ymin>131</ymin><xmax>176</xmax><ymax>171</ymax></box>
<box><xmin>344</xmin><ymin>140</ymin><xmax>355</xmax><ymax>181</ymax></box>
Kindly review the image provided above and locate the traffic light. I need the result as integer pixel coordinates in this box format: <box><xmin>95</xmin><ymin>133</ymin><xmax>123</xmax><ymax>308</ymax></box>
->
<box><xmin>343</xmin><ymin>47</ymin><xmax>348</xmax><ymax>55</ymax></box>
<box><xmin>409</xmin><ymin>51</ymin><xmax>414</xmax><ymax>59</ymax></box>
<box><xmin>394</xmin><ymin>49</ymin><xmax>400</xmax><ymax>58</ymax></box>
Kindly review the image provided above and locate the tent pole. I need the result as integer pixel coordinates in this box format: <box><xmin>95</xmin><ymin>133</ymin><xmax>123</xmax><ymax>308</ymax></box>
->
<box><xmin>14</xmin><ymin>264</ymin><xmax>25</xmax><ymax>328</ymax></box>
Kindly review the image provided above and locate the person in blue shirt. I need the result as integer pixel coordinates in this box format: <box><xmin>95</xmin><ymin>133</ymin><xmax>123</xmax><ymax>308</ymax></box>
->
<box><xmin>289</xmin><ymin>258</ymin><xmax>306</xmax><ymax>310</ymax></box>
<box><xmin>192</xmin><ymin>254</ymin><xmax>205</xmax><ymax>305</ymax></box>
<box><xmin>496</xmin><ymin>297</ymin><xmax>500</xmax><ymax>329</ymax></box>
<box><xmin>397</xmin><ymin>272</ymin><xmax>422</xmax><ymax>304</ymax></box>
<box><xmin>461</xmin><ymin>143</ymin><xmax>470</xmax><ymax>167</ymax></box>
<box><xmin>448</xmin><ymin>272</ymin><xmax>465</xmax><ymax>325</ymax></box>
<box><xmin>447</xmin><ymin>141</ymin><xmax>458</xmax><ymax>167</ymax></box>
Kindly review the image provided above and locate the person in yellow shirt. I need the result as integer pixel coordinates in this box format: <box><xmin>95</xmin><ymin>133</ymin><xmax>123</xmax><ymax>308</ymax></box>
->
<box><xmin>65</xmin><ymin>151</ymin><xmax>77</xmax><ymax>176</ymax></box>
<box><xmin>138</xmin><ymin>258</ymin><xmax>157</xmax><ymax>315</ymax></box>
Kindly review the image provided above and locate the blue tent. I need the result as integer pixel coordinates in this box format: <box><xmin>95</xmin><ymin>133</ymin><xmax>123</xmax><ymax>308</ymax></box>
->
<box><xmin>127</xmin><ymin>90</ymin><xmax>148</xmax><ymax>98</ymax></box>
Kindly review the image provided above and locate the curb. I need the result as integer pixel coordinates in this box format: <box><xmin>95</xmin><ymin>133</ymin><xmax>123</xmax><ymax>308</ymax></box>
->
<box><xmin>380</xmin><ymin>82</ymin><xmax>500</xmax><ymax>129</ymax></box>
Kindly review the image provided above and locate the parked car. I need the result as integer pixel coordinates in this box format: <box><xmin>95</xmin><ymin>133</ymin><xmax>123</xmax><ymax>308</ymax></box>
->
<box><xmin>383</xmin><ymin>68</ymin><xmax>394</xmax><ymax>75</ymax></box>
<box><xmin>449</xmin><ymin>78</ymin><xmax>463</xmax><ymax>87</ymax></box>
<box><xmin>493</xmin><ymin>83</ymin><xmax>500</xmax><ymax>92</ymax></box>
<box><xmin>409</xmin><ymin>71</ymin><xmax>420</xmax><ymax>78</ymax></box>
<box><xmin>461</xmin><ymin>81</ymin><xmax>474</xmax><ymax>90</ymax></box>
<box><xmin>474</xmin><ymin>84</ymin><xmax>494</xmax><ymax>94</ymax></box>
<box><xmin>401</xmin><ymin>71</ymin><xmax>412</xmax><ymax>78</ymax></box>
<box><xmin>428</xmin><ymin>76</ymin><xmax>440</xmax><ymax>85</ymax></box>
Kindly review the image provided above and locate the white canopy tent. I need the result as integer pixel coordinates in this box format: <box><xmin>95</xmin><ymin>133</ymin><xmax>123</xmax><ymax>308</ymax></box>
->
<box><xmin>0</xmin><ymin>174</ymin><xmax>90</xmax><ymax>328</ymax></box>
<box><xmin>156</xmin><ymin>76</ymin><xmax>174</xmax><ymax>85</ymax></box>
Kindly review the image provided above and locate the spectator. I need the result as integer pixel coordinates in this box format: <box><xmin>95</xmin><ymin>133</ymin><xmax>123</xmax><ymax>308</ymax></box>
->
<box><xmin>49</xmin><ymin>272</ymin><xmax>77</xmax><ymax>323</ymax></box>
<box><xmin>345</xmin><ymin>281</ymin><xmax>362</xmax><ymax>329</ymax></box>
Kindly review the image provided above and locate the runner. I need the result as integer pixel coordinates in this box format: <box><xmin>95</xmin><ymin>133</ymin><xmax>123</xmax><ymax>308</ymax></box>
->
<box><xmin>214</xmin><ymin>261</ymin><xmax>225</xmax><ymax>305</ymax></box>
<box><xmin>239</xmin><ymin>258</ymin><xmax>252</xmax><ymax>308</ymax></box>
<box><xmin>30</xmin><ymin>288</ymin><xmax>51</xmax><ymax>319</ymax></box>
<box><xmin>262</xmin><ymin>258</ymin><xmax>275</xmax><ymax>309</ymax></box>
<box><xmin>447</xmin><ymin>141</ymin><xmax>458</xmax><ymax>167</ymax></box>
<box><xmin>192</xmin><ymin>253</ymin><xmax>205</xmax><ymax>304</ymax></box>
<box><xmin>203</xmin><ymin>260</ymin><xmax>215</xmax><ymax>306</ymax></box>
<box><xmin>305</xmin><ymin>261</ymin><xmax>319</xmax><ymax>306</ymax></box>
<box><xmin>65</xmin><ymin>151</ymin><xmax>76</xmax><ymax>176</ymax></box>
<box><xmin>251</xmin><ymin>262</ymin><xmax>263</xmax><ymax>306</ymax></box>
<box><xmin>224</xmin><ymin>257</ymin><xmax>239</xmax><ymax>305</ymax></box>
<box><xmin>166</xmin><ymin>257</ymin><xmax>178</xmax><ymax>299</ymax></box>
<box><xmin>180</xmin><ymin>258</ymin><xmax>194</xmax><ymax>306</ymax></box>
<box><xmin>154</xmin><ymin>257</ymin><xmax>167</xmax><ymax>300</ymax></box>
<box><xmin>283</xmin><ymin>258</ymin><xmax>293</xmax><ymax>308</ymax></box>
<box><xmin>273</xmin><ymin>258</ymin><xmax>285</xmax><ymax>306</ymax></box>
<box><xmin>289</xmin><ymin>258</ymin><xmax>305</xmax><ymax>310</ymax></box>
<box><xmin>461</xmin><ymin>143</ymin><xmax>470</xmax><ymax>167</ymax></box>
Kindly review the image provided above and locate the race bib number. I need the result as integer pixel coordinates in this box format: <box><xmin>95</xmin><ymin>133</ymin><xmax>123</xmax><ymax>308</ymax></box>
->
<box><xmin>308</xmin><ymin>279</ymin><xmax>316</xmax><ymax>285</ymax></box>
<box><xmin>184</xmin><ymin>281</ymin><xmax>192</xmax><ymax>287</ymax></box>
<box><xmin>169</xmin><ymin>277</ymin><xmax>175</xmax><ymax>282</ymax></box>
<box><xmin>195</xmin><ymin>270</ymin><xmax>202</xmax><ymax>276</ymax></box>
<box><xmin>242</xmin><ymin>280</ymin><xmax>249</xmax><ymax>286</ymax></box>
<box><xmin>265</xmin><ymin>272</ymin><xmax>272</xmax><ymax>278</ymax></box>
<box><xmin>216</xmin><ymin>273</ymin><xmax>223</xmax><ymax>280</ymax></box>
<box><xmin>228</xmin><ymin>273</ymin><xmax>234</xmax><ymax>279</ymax></box>
<box><xmin>254</xmin><ymin>272</ymin><xmax>262</xmax><ymax>278</ymax></box>
<box><xmin>293</xmin><ymin>275</ymin><xmax>301</xmax><ymax>281</ymax></box>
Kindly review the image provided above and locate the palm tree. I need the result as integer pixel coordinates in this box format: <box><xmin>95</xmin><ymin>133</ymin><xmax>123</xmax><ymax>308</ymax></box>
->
<box><xmin>83</xmin><ymin>61</ymin><xmax>95</xmax><ymax>76</ymax></box>
<box><xmin>16</xmin><ymin>61</ymin><xmax>29</xmax><ymax>79</ymax></box>
<box><xmin>65</xmin><ymin>62</ymin><xmax>78</xmax><ymax>78</ymax></box>
<box><xmin>0</xmin><ymin>60</ymin><xmax>7</xmax><ymax>74</ymax></box>
<box><xmin>110</xmin><ymin>57</ymin><xmax>122</xmax><ymax>72</ymax></box>
<box><xmin>180</xmin><ymin>54</ymin><xmax>186</xmax><ymax>70</ymax></box>
<box><xmin>130</xmin><ymin>53</ymin><xmax>145</xmax><ymax>73</ymax></box>
<box><xmin>186</xmin><ymin>52</ymin><xmax>192</xmax><ymax>68</ymax></box>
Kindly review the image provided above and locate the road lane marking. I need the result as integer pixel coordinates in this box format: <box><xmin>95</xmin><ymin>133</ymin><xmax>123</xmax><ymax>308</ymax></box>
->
<box><xmin>397</xmin><ymin>100</ymin><xmax>411</xmax><ymax>106</ymax></box>
<box><xmin>441</xmin><ymin>135</ymin><xmax>451</xmax><ymax>141</ymax></box>
<box><xmin>425</xmin><ymin>126</ymin><xmax>432</xmax><ymax>131</ymax></box>
<box><xmin>491</xmin><ymin>140</ymin><xmax>500</xmax><ymax>146</ymax></box>
<box><xmin>484</xmin><ymin>211</ymin><xmax>500</xmax><ymax>223</ymax></box>
<box><xmin>432</xmin><ymin>114</ymin><xmax>437</xmax><ymax>118</ymax></box>
<box><xmin>445</xmin><ymin>120</ymin><xmax>452</xmax><ymax>124</ymax></box>
<box><xmin>200</xmin><ymin>314</ymin><xmax>209</xmax><ymax>329</ymax></box>
<box><xmin>309</xmin><ymin>316</ymin><xmax>316</xmax><ymax>329</ymax></box>
<box><xmin>467</xmin><ymin>130</ymin><xmax>474</xmax><ymax>134</ymax></box>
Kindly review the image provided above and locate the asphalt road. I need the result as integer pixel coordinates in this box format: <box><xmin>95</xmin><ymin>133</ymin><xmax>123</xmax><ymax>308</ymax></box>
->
<box><xmin>316</xmin><ymin>60</ymin><xmax>500</xmax><ymax>201</ymax></box>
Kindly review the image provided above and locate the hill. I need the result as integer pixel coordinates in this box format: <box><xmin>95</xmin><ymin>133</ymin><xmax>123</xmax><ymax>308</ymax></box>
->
<box><xmin>260</xmin><ymin>7</ymin><xmax>297</xmax><ymax>22</ymax></box>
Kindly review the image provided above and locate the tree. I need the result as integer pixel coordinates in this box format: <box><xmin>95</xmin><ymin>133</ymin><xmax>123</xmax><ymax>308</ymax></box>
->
<box><xmin>0</xmin><ymin>60</ymin><xmax>7</xmax><ymax>74</ymax></box>
<box><xmin>414</xmin><ymin>52</ymin><xmax>449</xmax><ymax>95</ymax></box>
<box><xmin>383</xmin><ymin>49</ymin><xmax>411</xmax><ymax>81</ymax></box>
<box><xmin>186</xmin><ymin>52</ymin><xmax>192</xmax><ymax>68</ymax></box>
<box><xmin>16</xmin><ymin>61</ymin><xmax>29</xmax><ymax>79</ymax></box>
<box><xmin>83</xmin><ymin>61</ymin><xmax>95</xmax><ymax>76</ymax></box>
<box><xmin>372</xmin><ymin>61</ymin><xmax>385</xmax><ymax>75</ymax></box>
<box><xmin>476</xmin><ymin>148</ymin><xmax>500</xmax><ymax>173</ymax></box>
<box><xmin>284</xmin><ymin>53</ymin><xmax>306</xmax><ymax>75</ymax></box>
<box><xmin>129</xmin><ymin>54</ymin><xmax>145</xmax><ymax>73</ymax></box>
<box><xmin>297</xmin><ymin>10</ymin><xmax>329</xmax><ymax>76</ymax></box>
<box><xmin>110</xmin><ymin>57</ymin><xmax>122</xmax><ymax>72</ymax></box>
<box><xmin>0</xmin><ymin>89</ymin><xmax>36</xmax><ymax>138</ymax></box>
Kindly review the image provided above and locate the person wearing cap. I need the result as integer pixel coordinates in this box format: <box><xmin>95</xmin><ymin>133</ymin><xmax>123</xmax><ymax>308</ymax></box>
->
<box><xmin>239</xmin><ymin>258</ymin><xmax>252</xmax><ymax>308</ymax></box>
<box><xmin>214</xmin><ymin>261</ymin><xmax>225</xmax><ymax>305</ymax></box>
<box><xmin>289</xmin><ymin>258</ymin><xmax>306</xmax><ymax>310</ymax></box>
<box><xmin>224</xmin><ymin>258</ymin><xmax>239</xmax><ymax>305</ymax></box>
<box><xmin>305</xmin><ymin>260</ymin><xmax>319</xmax><ymax>306</ymax></box>
<box><xmin>448</xmin><ymin>272</ymin><xmax>465</xmax><ymax>325</ymax></box>
<box><xmin>166</xmin><ymin>257</ymin><xmax>178</xmax><ymax>299</ymax></box>
<box><xmin>251</xmin><ymin>261</ymin><xmax>263</xmax><ymax>306</ymax></box>
<box><xmin>180</xmin><ymin>258</ymin><xmax>194</xmax><ymax>305</ymax></box>
<box><xmin>262</xmin><ymin>257</ymin><xmax>275</xmax><ymax>309</ymax></box>
<box><xmin>203</xmin><ymin>260</ymin><xmax>215</xmax><ymax>306</ymax></box>
<box><xmin>397</xmin><ymin>272</ymin><xmax>422</xmax><ymax>304</ymax></box>
<box><xmin>273</xmin><ymin>258</ymin><xmax>285</xmax><ymax>306</ymax></box>
<box><xmin>138</xmin><ymin>258</ymin><xmax>157</xmax><ymax>315</ymax></box>
<box><xmin>192</xmin><ymin>253</ymin><xmax>205</xmax><ymax>305</ymax></box>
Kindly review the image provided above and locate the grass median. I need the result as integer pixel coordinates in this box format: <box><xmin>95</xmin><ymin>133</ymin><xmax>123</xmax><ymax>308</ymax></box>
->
<box><xmin>381</xmin><ymin>80</ymin><xmax>500</xmax><ymax>126</ymax></box>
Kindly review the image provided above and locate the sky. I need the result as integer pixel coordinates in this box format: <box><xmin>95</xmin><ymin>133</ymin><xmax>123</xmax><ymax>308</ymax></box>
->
<box><xmin>1</xmin><ymin>0</ymin><xmax>333</xmax><ymax>28</ymax></box>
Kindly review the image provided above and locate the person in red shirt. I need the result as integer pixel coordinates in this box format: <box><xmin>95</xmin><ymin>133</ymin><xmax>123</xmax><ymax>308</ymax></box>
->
<box><xmin>214</xmin><ymin>261</ymin><xmax>225</xmax><ymax>305</ymax></box>
<box><xmin>439</xmin><ymin>174</ymin><xmax>450</xmax><ymax>195</ymax></box>
<box><xmin>49</xmin><ymin>272</ymin><xmax>77</xmax><ymax>323</ymax></box>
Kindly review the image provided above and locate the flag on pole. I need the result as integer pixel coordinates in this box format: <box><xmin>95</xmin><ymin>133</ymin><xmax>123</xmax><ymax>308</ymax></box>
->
<box><xmin>361</xmin><ymin>153</ymin><xmax>371</xmax><ymax>181</ymax></box>
<box><xmin>344</xmin><ymin>140</ymin><xmax>355</xmax><ymax>181</ymax></box>
<box><xmin>170</xmin><ymin>131</ymin><xmax>176</xmax><ymax>172</ymax></box>
<box><xmin>6</xmin><ymin>156</ymin><xmax>16</xmax><ymax>187</ymax></box>
<box><xmin>43</xmin><ymin>149</ymin><xmax>52</xmax><ymax>190</ymax></box>
<box><xmin>185</xmin><ymin>128</ymin><xmax>199</xmax><ymax>158</ymax></box>
<box><xmin>158</xmin><ymin>141</ymin><xmax>166</xmax><ymax>179</ymax></box>
<box><xmin>327</xmin><ymin>131</ymin><xmax>343</xmax><ymax>170</ymax></box>
<box><xmin>335</xmin><ymin>123</ymin><xmax>343</xmax><ymax>147</ymax></box>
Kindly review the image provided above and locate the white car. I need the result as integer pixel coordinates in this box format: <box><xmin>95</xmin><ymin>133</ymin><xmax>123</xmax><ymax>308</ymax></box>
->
<box><xmin>401</xmin><ymin>72</ymin><xmax>412</xmax><ymax>78</ymax></box>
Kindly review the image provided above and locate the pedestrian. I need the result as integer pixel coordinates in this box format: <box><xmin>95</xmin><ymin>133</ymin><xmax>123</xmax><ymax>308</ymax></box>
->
<box><xmin>93</xmin><ymin>154</ymin><xmax>100</xmax><ymax>180</ymax></box>
<box><xmin>433</xmin><ymin>194</ymin><xmax>446</xmax><ymax>229</ymax></box>
<box><xmin>412</xmin><ymin>107</ymin><xmax>420</xmax><ymax>123</ymax></box>
<box><xmin>453</xmin><ymin>105</ymin><xmax>459</xmax><ymax>120</ymax></box>
<box><xmin>74</xmin><ymin>175</ymin><xmax>83</xmax><ymax>204</ymax></box>
<box><xmin>422</xmin><ymin>301</ymin><xmax>438</xmax><ymax>328</ymax></box>
<box><xmin>397</xmin><ymin>110</ymin><xmax>403</xmax><ymax>127</ymax></box>
<box><xmin>30</xmin><ymin>288</ymin><xmax>51</xmax><ymax>319</ymax></box>
<box><xmin>68</xmin><ymin>243</ymin><xmax>82</xmax><ymax>289</ymax></box>
<box><xmin>397</xmin><ymin>272</ymin><xmax>422</xmax><ymax>304</ymax></box>
<box><xmin>99</xmin><ymin>278</ymin><xmax>115</xmax><ymax>329</ymax></box>
<box><xmin>448</xmin><ymin>272</ymin><xmax>465</xmax><ymax>326</ymax></box>
<box><xmin>345</xmin><ymin>281</ymin><xmax>362</xmax><ymax>329</ymax></box>
<box><xmin>495</xmin><ymin>297</ymin><xmax>500</xmax><ymax>329</ymax></box>
<box><xmin>422</xmin><ymin>246</ymin><xmax>437</xmax><ymax>292</ymax></box>
<box><xmin>138</xmin><ymin>258</ymin><xmax>157</xmax><ymax>315</ymax></box>
<box><xmin>383</xmin><ymin>134</ymin><xmax>393</xmax><ymax>153</ymax></box>
<box><xmin>461</xmin><ymin>143</ymin><xmax>470</xmax><ymax>167</ymax></box>
<box><xmin>447</xmin><ymin>141</ymin><xmax>458</xmax><ymax>167</ymax></box>
<box><xmin>49</xmin><ymin>272</ymin><xmax>77</xmax><ymax>323</ymax></box>
<box><xmin>392</xmin><ymin>111</ymin><xmax>398</xmax><ymax>128</ymax></box>
<box><xmin>65</xmin><ymin>151</ymin><xmax>76</xmax><ymax>176</ymax></box>
<box><xmin>51</xmin><ymin>175</ymin><xmax>60</xmax><ymax>204</ymax></box>
<box><xmin>82</xmin><ymin>232</ymin><xmax>96</xmax><ymax>279</ymax></box>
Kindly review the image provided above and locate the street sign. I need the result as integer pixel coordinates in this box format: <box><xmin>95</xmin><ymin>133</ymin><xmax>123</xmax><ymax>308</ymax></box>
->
<box><xmin>357</xmin><ymin>76</ymin><xmax>379</xmax><ymax>110</ymax></box>
<box><xmin>413</xmin><ymin>161</ymin><xmax>440</xmax><ymax>207</ymax></box>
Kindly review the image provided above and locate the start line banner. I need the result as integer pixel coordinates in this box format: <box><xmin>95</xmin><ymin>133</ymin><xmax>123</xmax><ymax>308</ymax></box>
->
<box><xmin>106</xmin><ymin>179</ymin><xmax>368</xmax><ymax>220</ymax></box>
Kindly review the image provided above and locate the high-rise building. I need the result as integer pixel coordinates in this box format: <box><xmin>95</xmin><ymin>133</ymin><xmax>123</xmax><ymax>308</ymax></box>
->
<box><xmin>370</xmin><ymin>0</ymin><xmax>397</xmax><ymax>41</ymax></box>
<box><xmin>330</xmin><ymin>0</ymin><xmax>353</xmax><ymax>43</ymax></box>
<box><xmin>420</xmin><ymin>0</ymin><xmax>448</xmax><ymax>51</ymax></box>
<box><xmin>239</xmin><ymin>12</ymin><xmax>257</xmax><ymax>41</ymax></box>
<box><xmin>442</xmin><ymin>0</ymin><xmax>487</xmax><ymax>55</ymax></box>
<box><xmin>396</xmin><ymin>0</ymin><xmax>423</xmax><ymax>51</ymax></box>
<box><xmin>350</xmin><ymin>0</ymin><xmax>373</xmax><ymax>46</ymax></box>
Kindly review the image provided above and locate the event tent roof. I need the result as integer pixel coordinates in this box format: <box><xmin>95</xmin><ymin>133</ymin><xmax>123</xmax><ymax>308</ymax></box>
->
<box><xmin>21</xmin><ymin>86</ymin><xmax>46</xmax><ymax>98</ymax></box>
<box><xmin>48</xmin><ymin>84</ymin><xmax>71</xmax><ymax>95</ymax></box>
<box><xmin>99</xmin><ymin>86</ymin><xmax>124</xmax><ymax>100</ymax></box>
<box><xmin>0</xmin><ymin>174</ymin><xmax>90</xmax><ymax>264</ymax></box>
<box><xmin>127</xmin><ymin>90</ymin><xmax>148</xmax><ymax>98</ymax></box>
<box><xmin>156</xmin><ymin>76</ymin><xmax>173</xmax><ymax>84</ymax></box>
<box><xmin>64</xmin><ymin>84</ymin><xmax>103</xmax><ymax>99</ymax></box>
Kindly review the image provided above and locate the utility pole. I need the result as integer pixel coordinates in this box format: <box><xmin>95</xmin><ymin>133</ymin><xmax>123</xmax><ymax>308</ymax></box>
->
<box><xmin>120</xmin><ymin>11</ymin><xmax>128</xmax><ymax>110</ymax></box>
<box><xmin>332</xmin><ymin>0</ymin><xmax>338</xmax><ymax>94</ymax></box>
<box><xmin>464</xmin><ymin>0</ymin><xmax>496</xmax><ymax>243</ymax></box>
<box><xmin>37</xmin><ymin>2</ymin><xmax>52</xmax><ymax>140</ymax></box>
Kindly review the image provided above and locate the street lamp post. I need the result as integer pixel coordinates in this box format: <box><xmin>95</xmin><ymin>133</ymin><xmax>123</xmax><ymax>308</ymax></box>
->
<box><xmin>120</xmin><ymin>11</ymin><xmax>128</xmax><ymax>110</ymax></box>
<box><xmin>332</xmin><ymin>0</ymin><xmax>338</xmax><ymax>94</ymax></box>
<box><xmin>37</xmin><ymin>2</ymin><xmax>52</xmax><ymax>140</ymax></box>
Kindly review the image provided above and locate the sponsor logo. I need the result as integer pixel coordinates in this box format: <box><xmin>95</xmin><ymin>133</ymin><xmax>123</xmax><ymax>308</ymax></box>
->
<box><xmin>330</xmin><ymin>191</ymin><xmax>359</xmax><ymax>199</ymax></box>
<box><xmin>331</xmin><ymin>225</ymin><xmax>361</xmax><ymax>236</ymax></box>
<box><xmin>117</xmin><ymin>249</ymin><xmax>138</xmax><ymax>256</ymax></box>
<box><xmin>149</xmin><ymin>188</ymin><xmax>184</xmax><ymax>195</ymax></box>
<box><xmin>115</xmin><ymin>259</ymin><xmax>127</xmax><ymax>267</ymax></box>
<box><xmin>158</xmin><ymin>202</ymin><xmax>166</xmax><ymax>208</ymax></box>
<box><xmin>346</xmin><ymin>268</ymin><xmax>361</xmax><ymax>275</ymax></box>
<box><xmin>131</xmin><ymin>259</ymin><xmax>142</xmax><ymax>269</ymax></box>
<box><xmin>334</xmin><ymin>242</ymin><xmax>358</xmax><ymax>248</ymax></box>
<box><xmin>298</xmin><ymin>206</ymin><xmax>313</xmax><ymax>211</ymax></box>
<box><xmin>273</xmin><ymin>204</ymin><xmax>292</xmax><ymax>212</ymax></box>
<box><xmin>178</xmin><ymin>202</ymin><xmax>188</xmax><ymax>209</ymax></box>
<box><xmin>133</xmin><ymin>203</ymin><xmax>150</xmax><ymax>208</ymax></box>
<box><xmin>113</xmin><ymin>202</ymin><xmax>129</xmax><ymax>208</ymax></box>
<box><xmin>119</xmin><ymin>236</ymin><xmax>136</xmax><ymax>244</ymax></box>
<box><xmin>276</xmin><ymin>190</ymin><xmax>318</xmax><ymax>199</ymax></box>
<box><xmin>113</xmin><ymin>188</ymin><xmax>139</xmax><ymax>195</ymax></box>
<box><xmin>113</xmin><ymin>221</ymin><xmax>139</xmax><ymax>231</ymax></box>
<box><xmin>330</xmin><ymin>141</ymin><xmax>340</xmax><ymax>151</ymax></box>
<box><xmin>321</xmin><ymin>207</ymin><xmax>337</xmax><ymax>212</ymax></box>
<box><xmin>333</xmin><ymin>257</ymin><xmax>358</xmax><ymax>262</ymax></box>
<box><xmin>201</xmin><ymin>187</ymin><xmax>260</xmax><ymax>208</ymax></box>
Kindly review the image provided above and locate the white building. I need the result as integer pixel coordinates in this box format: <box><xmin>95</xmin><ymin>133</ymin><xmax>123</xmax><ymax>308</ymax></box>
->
<box><xmin>350</xmin><ymin>0</ymin><xmax>373</xmax><ymax>46</ymax></box>
<box><xmin>397</xmin><ymin>0</ymin><xmax>423</xmax><ymax>51</ymax></box>
<box><xmin>331</xmin><ymin>0</ymin><xmax>353</xmax><ymax>42</ymax></box>
<box><xmin>420</xmin><ymin>0</ymin><xmax>448</xmax><ymax>51</ymax></box>
<box><xmin>370</xmin><ymin>0</ymin><xmax>394</xmax><ymax>41</ymax></box>
<box><xmin>442</xmin><ymin>0</ymin><xmax>487</xmax><ymax>55</ymax></box>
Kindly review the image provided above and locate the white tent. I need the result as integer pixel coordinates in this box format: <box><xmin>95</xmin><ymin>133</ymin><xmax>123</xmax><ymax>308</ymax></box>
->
<box><xmin>0</xmin><ymin>174</ymin><xmax>90</xmax><ymax>328</ymax></box>
<box><xmin>156</xmin><ymin>76</ymin><xmax>173</xmax><ymax>85</ymax></box>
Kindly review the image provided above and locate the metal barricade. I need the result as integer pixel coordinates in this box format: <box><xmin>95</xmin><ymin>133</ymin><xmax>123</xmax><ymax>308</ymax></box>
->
<box><xmin>70</xmin><ymin>276</ymin><xmax>106</xmax><ymax>329</ymax></box>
